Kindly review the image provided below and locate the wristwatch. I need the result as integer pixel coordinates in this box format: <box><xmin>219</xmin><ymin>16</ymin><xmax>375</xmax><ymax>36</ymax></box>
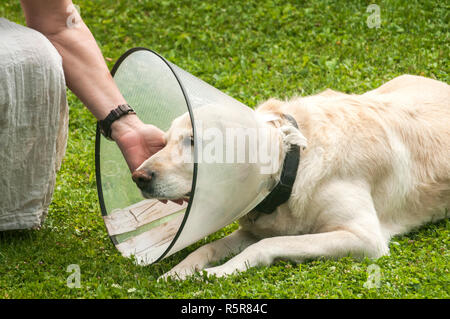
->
<box><xmin>98</xmin><ymin>104</ymin><xmax>136</xmax><ymax>140</ymax></box>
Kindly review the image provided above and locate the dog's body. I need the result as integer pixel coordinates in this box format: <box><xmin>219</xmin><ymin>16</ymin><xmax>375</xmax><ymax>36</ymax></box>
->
<box><xmin>134</xmin><ymin>75</ymin><xmax>450</xmax><ymax>280</ymax></box>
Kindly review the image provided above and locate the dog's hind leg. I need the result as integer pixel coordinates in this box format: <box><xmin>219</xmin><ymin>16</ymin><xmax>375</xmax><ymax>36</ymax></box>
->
<box><xmin>159</xmin><ymin>229</ymin><xmax>258</xmax><ymax>281</ymax></box>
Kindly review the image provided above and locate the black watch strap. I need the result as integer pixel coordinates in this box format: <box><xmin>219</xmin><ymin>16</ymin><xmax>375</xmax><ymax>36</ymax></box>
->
<box><xmin>98</xmin><ymin>104</ymin><xmax>136</xmax><ymax>140</ymax></box>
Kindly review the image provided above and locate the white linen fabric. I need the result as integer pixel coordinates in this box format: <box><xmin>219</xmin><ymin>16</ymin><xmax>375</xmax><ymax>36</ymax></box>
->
<box><xmin>0</xmin><ymin>18</ymin><xmax>68</xmax><ymax>230</ymax></box>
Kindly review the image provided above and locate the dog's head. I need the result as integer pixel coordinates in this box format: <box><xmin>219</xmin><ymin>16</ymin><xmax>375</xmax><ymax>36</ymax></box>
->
<box><xmin>132</xmin><ymin>103</ymin><xmax>307</xmax><ymax>201</ymax></box>
<box><xmin>132</xmin><ymin>112</ymin><xmax>194</xmax><ymax>200</ymax></box>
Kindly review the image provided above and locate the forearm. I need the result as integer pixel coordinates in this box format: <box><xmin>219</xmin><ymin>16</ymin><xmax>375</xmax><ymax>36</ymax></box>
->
<box><xmin>47</xmin><ymin>23</ymin><xmax>127</xmax><ymax>120</ymax></box>
<box><xmin>21</xmin><ymin>0</ymin><xmax>127</xmax><ymax>120</ymax></box>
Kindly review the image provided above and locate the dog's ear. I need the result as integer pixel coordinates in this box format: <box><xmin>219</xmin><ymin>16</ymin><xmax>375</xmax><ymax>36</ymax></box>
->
<box><xmin>256</xmin><ymin>112</ymin><xmax>282</xmax><ymax>124</ymax></box>
<box><xmin>280</xmin><ymin>124</ymin><xmax>308</xmax><ymax>151</ymax></box>
<box><xmin>255</xmin><ymin>98</ymin><xmax>287</xmax><ymax>128</ymax></box>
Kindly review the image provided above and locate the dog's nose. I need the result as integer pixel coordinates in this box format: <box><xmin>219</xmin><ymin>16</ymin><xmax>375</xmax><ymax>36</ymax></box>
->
<box><xmin>132</xmin><ymin>170</ymin><xmax>153</xmax><ymax>189</ymax></box>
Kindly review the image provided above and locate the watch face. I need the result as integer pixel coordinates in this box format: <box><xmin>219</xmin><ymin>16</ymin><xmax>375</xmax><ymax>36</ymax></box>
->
<box><xmin>119</xmin><ymin>104</ymin><xmax>132</xmax><ymax>113</ymax></box>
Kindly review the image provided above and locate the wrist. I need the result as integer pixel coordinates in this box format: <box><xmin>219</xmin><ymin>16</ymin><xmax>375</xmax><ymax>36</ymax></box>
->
<box><xmin>110</xmin><ymin>113</ymin><xmax>144</xmax><ymax>141</ymax></box>
<box><xmin>98</xmin><ymin>104</ymin><xmax>138</xmax><ymax>141</ymax></box>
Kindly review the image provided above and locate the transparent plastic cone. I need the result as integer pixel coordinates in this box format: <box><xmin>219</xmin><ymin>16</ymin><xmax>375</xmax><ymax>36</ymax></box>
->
<box><xmin>96</xmin><ymin>48</ymin><xmax>279</xmax><ymax>265</ymax></box>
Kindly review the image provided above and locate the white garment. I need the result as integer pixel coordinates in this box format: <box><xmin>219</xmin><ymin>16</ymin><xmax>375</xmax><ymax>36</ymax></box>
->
<box><xmin>0</xmin><ymin>18</ymin><xmax>68</xmax><ymax>230</ymax></box>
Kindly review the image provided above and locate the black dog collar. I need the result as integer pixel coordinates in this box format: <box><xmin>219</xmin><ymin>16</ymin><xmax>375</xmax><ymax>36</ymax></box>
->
<box><xmin>254</xmin><ymin>114</ymin><xmax>300</xmax><ymax>214</ymax></box>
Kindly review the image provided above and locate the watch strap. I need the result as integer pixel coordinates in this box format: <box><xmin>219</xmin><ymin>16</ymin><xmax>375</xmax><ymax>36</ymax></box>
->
<box><xmin>98</xmin><ymin>104</ymin><xmax>136</xmax><ymax>140</ymax></box>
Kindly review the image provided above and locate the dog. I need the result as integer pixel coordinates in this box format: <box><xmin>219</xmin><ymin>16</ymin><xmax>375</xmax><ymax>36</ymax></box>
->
<box><xmin>132</xmin><ymin>74</ymin><xmax>449</xmax><ymax>280</ymax></box>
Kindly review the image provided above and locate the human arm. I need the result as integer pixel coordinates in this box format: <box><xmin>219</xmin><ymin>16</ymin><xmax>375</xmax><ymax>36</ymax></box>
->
<box><xmin>20</xmin><ymin>0</ymin><xmax>165</xmax><ymax>172</ymax></box>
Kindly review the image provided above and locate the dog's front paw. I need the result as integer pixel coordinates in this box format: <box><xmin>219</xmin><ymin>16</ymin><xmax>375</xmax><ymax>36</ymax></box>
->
<box><xmin>158</xmin><ymin>251</ymin><xmax>213</xmax><ymax>281</ymax></box>
<box><xmin>203</xmin><ymin>265</ymin><xmax>239</xmax><ymax>279</ymax></box>
<box><xmin>158</xmin><ymin>266</ymin><xmax>198</xmax><ymax>281</ymax></box>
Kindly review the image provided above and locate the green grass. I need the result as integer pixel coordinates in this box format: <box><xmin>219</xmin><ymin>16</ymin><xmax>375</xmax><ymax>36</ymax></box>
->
<box><xmin>0</xmin><ymin>0</ymin><xmax>449</xmax><ymax>298</ymax></box>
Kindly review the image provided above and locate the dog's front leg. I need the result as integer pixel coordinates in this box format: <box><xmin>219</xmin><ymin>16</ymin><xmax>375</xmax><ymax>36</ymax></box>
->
<box><xmin>159</xmin><ymin>229</ymin><xmax>258</xmax><ymax>280</ymax></box>
<box><xmin>204</xmin><ymin>180</ymin><xmax>390</xmax><ymax>278</ymax></box>
<box><xmin>204</xmin><ymin>229</ymin><xmax>388</xmax><ymax>278</ymax></box>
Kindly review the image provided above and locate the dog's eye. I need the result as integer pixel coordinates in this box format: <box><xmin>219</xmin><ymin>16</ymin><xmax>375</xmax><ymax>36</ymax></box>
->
<box><xmin>183</xmin><ymin>135</ymin><xmax>194</xmax><ymax>147</ymax></box>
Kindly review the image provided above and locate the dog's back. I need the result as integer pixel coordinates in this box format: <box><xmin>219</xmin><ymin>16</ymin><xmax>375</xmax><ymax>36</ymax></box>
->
<box><xmin>365</xmin><ymin>75</ymin><xmax>450</xmax><ymax>235</ymax></box>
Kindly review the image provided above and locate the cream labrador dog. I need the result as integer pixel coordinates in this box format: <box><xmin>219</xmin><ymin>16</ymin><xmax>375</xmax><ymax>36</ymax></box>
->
<box><xmin>132</xmin><ymin>75</ymin><xmax>449</xmax><ymax>280</ymax></box>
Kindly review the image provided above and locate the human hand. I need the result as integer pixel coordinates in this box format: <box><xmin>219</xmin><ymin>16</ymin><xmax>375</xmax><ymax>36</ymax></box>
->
<box><xmin>111</xmin><ymin>114</ymin><xmax>186</xmax><ymax>205</ymax></box>
<box><xmin>111</xmin><ymin>114</ymin><xmax>165</xmax><ymax>172</ymax></box>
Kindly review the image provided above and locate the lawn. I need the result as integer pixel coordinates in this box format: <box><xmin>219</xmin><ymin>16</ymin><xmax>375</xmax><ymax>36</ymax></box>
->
<box><xmin>0</xmin><ymin>0</ymin><xmax>449</xmax><ymax>298</ymax></box>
